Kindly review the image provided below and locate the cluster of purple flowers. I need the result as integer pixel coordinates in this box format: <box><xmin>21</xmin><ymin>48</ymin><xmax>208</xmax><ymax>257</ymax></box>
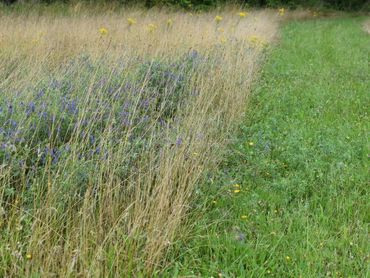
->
<box><xmin>0</xmin><ymin>51</ymin><xmax>203</xmax><ymax>188</ymax></box>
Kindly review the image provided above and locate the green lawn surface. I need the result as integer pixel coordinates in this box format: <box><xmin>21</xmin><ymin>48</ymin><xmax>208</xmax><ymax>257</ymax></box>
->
<box><xmin>166</xmin><ymin>17</ymin><xmax>370</xmax><ymax>277</ymax></box>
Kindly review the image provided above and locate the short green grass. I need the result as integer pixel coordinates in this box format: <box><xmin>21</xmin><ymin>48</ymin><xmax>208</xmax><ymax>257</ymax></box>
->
<box><xmin>166</xmin><ymin>17</ymin><xmax>370</xmax><ymax>277</ymax></box>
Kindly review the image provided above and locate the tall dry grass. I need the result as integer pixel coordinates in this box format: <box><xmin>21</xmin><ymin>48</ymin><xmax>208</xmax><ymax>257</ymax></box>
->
<box><xmin>364</xmin><ymin>20</ymin><xmax>370</xmax><ymax>34</ymax></box>
<box><xmin>0</xmin><ymin>6</ymin><xmax>281</xmax><ymax>276</ymax></box>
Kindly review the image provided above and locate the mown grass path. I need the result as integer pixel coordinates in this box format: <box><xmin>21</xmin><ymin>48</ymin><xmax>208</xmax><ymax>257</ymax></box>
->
<box><xmin>168</xmin><ymin>17</ymin><xmax>370</xmax><ymax>277</ymax></box>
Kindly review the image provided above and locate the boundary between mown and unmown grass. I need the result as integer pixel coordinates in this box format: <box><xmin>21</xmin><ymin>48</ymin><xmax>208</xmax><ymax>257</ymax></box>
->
<box><xmin>164</xmin><ymin>16</ymin><xmax>370</xmax><ymax>277</ymax></box>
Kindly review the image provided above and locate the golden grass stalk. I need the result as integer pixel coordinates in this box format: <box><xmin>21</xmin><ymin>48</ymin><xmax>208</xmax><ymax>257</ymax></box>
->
<box><xmin>0</xmin><ymin>6</ymin><xmax>282</xmax><ymax>276</ymax></box>
<box><xmin>364</xmin><ymin>20</ymin><xmax>370</xmax><ymax>34</ymax></box>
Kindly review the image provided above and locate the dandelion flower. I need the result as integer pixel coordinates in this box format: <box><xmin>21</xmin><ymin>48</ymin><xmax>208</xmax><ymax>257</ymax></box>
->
<box><xmin>99</xmin><ymin>27</ymin><xmax>108</xmax><ymax>35</ymax></box>
<box><xmin>233</xmin><ymin>183</ymin><xmax>240</xmax><ymax>188</ymax></box>
<box><xmin>147</xmin><ymin>23</ymin><xmax>157</xmax><ymax>33</ymax></box>
<box><xmin>239</xmin><ymin>12</ymin><xmax>248</xmax><ymax>18</ymax></box>
<box><xmin>233</xmin><ymin>189</ymin><xmax>241</xmax><ymax>193</ymax></box>
<box><xmin>220</xmin><ymin>36</ymin><xmax>227</xmax><ymax>44</ymax></box>
<box><xmin>127</xmin><ymin>18</ymin><xmax>136</xmax><ymax>26</ymax></box>
<box><xmin>247</xmin><ymin>35</ymin><xmax>267</xmax><ymax>48</ymax></box>
<box><xmin>278</xmin><ymin>8</ymin><xmax>285</xmax><ymax>16</ymax></box>
<box><xmin>241</xmin><ymin>215</ymin><xmax>248</xmax><ymax>220</ymax></box>
<box><xmin>215</xmin><ymin>16</ymin><xmax>223</xmax><ymax>23</ymax></box>
<box><xmin>26</xmin><ymin>253</ymin><xmax>32</xmax><ymax>260</ymax></box>
<box><xmin>285</xmin><ymin>255</ymin><xmax>291</xmax><ymax>261</ymax></box>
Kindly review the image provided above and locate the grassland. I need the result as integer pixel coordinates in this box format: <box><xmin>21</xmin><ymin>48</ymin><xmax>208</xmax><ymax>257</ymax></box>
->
<box><xmin>0</xmin><ymin>5</ymin><xmax>285</xmax><ymax>276</ymax></box>
<box><xmin>1</xmin><ymin>3</ymin><xmax>367</xmax><ymax>276</ymax></box>
<box><xmin>166</xmin><ymin>17</ymin><xmax>370</xmax><ymax>277</ymax></box>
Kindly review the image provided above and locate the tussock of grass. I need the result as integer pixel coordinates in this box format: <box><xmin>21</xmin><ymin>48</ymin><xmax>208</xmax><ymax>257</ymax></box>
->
<box><xmin>0</xmin><ymin>6</ymin><xmax>285</xmax><ymax>276</ymax></box>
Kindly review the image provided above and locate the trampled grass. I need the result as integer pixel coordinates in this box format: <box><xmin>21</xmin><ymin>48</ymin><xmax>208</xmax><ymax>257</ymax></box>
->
<box><xmin>0</xmin><ymin>4</ymin><xmax>285</xmax><ymax>276</ymax></box>
<box><xmin>165</xmin><ymin>17</ymin><xmax>370</xmax><ymax>277</ymax></box>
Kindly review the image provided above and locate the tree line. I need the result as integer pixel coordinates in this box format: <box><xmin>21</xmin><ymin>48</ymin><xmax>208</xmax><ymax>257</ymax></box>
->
<box><xmin>1</xmin><ymin>0</ymin><xmax>368</xmax><ymax>10</ymax></box>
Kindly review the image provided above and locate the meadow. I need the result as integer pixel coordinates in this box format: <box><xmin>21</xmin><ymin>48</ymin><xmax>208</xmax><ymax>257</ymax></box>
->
<box><xmin>0</xmin><ymin>4</ymin><xmax>283</xmax><ymax>276</ymax></box>
<box><xmin>1</xmin><ymin>2</ymin><xmax>368</xmax><ymax>277</ymax></box>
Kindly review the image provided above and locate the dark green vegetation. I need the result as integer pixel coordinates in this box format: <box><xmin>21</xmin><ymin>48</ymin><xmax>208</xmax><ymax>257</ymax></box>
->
<box><xmin>167</xmin><ymin>17</ymin><xmax>370</xmax><ymax>276</ymax></box>
<box><xmin>1</xmin><ymin>0</ymin><xmax>368</xmax><ymax>10</ymax></box>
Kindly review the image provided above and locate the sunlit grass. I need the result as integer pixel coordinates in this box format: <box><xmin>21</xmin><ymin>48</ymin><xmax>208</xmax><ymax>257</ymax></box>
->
<box><xmin>0</xmin><ymin>4</ymin><xmax>285</xmax><ymax>276</ymax></box>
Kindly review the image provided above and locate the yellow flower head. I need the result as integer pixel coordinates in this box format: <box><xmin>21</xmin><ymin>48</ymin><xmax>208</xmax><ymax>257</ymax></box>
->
<box><xmin>285</xmin><ymin>255</ymin><xmax>291</xmax><ymax>261</ymax></box>
<box><xmin>247</xmin><ymin>35</ymin><xmax>267</xmax><ymax>48</ymax></box>
<box><xmin>248</xmin><ymin>141</ymin><xmax>254</xmax><ymax>146</ymax></box>
<box><xmin>241</xmin><ymin>215</ymin><xmax>248</xmax><ymax>220</ymax></box>
<box><xmin>127</xmin><ymin>18</ymin><xmax>136</xmax><ymax>26</ymax></box>
<box><xmin>233</xmin><ymin>189</ymin><xmax>241</xmax><ymax>193</ymax></box>
<box><xmin>147</xmin><ymin>23</ymin><xmax>157</xmax><ymax>33</ymax></box>
<box><xmin>239</xmin><ymin>12</ymin><xmax>248</xmax><ymax>18</ymax></box>
<box><xmin>215</xmin><ymin>15</ymin><xmax>223</xmax><ymax>23</ymax></box>
<box><xmin>26</xmin><ymin>253</ymin><xmax>32</xmax><ymax>260</ymax></box>
<box><xmin>167</xmin><ymin>18</ymin><xmax>173</xmax><ymax>27</ymax></box>
<box><xmin>278</xmin><ymin>8</ymin><xmax>285</xmax><ymax>16</ymax></box>
<box><xmin>99</xmin><ymin>27</ymin><xmax>108</xmax><ymax>35</ymax></box>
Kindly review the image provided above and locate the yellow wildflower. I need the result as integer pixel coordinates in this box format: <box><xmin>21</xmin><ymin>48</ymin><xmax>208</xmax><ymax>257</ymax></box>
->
<box><xmin>249</xmin><ymin>142</ymin><xmax>254</xmax><ymax>146</ymax></box>
<box><xmin>233</xmin><ymin>183</ymin><xmax>241</xmax><ymax>188</ymax></box>
<box><xmin>217</xmin><ymin>27</ymin><xmax>225</xmax><ymax>33</ymax></box>
<box><xmin>26</xmin><ymin>253</ymin><xmax>32</xmax><ymax>260</ymax></box>
<box><xmin>239</xmin><ymin>12</ymin><xmax>248</xmax><ymax>18</ymax></box>
<box><xmin>147</xmin><ymin>23</ymin><xmax>157</xmax><ymax>33</ymax></box>
<box><xmin>285</xmin><ymin>255</ymin><xmax>291</xmax><ymax>261</ymax></box>
<box><xmin>233</xmin><ymin>189</ymin><xmax>241</xmax><ymax>193</ymax></box>
<box><xmin>247</xmin><ymin>35</ymin><xmax>267</xmax><ymax>48</ymax></box>
<box><xmin>241</xmin><ymin>215</ymin><xmax>248</xmax><ymax>220</ymax></box>
<box><xmin>99</xmin><ymin>27</ymin><xmax>108</xmax><ymax>35</ymax></box>
<box><xmin>278</xmin><ymin>8</ymin><xmax>285</xmax><ymax>16</ymax></box>
<box><xmin>215</xmin><ymin>15</ymin><xmax>223</xmax><ymax>23</ymax></box>
<box><xmin>127</xmin><ymin>18</ymin><xmax>136</xmax><ymax>26</ymax></box>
